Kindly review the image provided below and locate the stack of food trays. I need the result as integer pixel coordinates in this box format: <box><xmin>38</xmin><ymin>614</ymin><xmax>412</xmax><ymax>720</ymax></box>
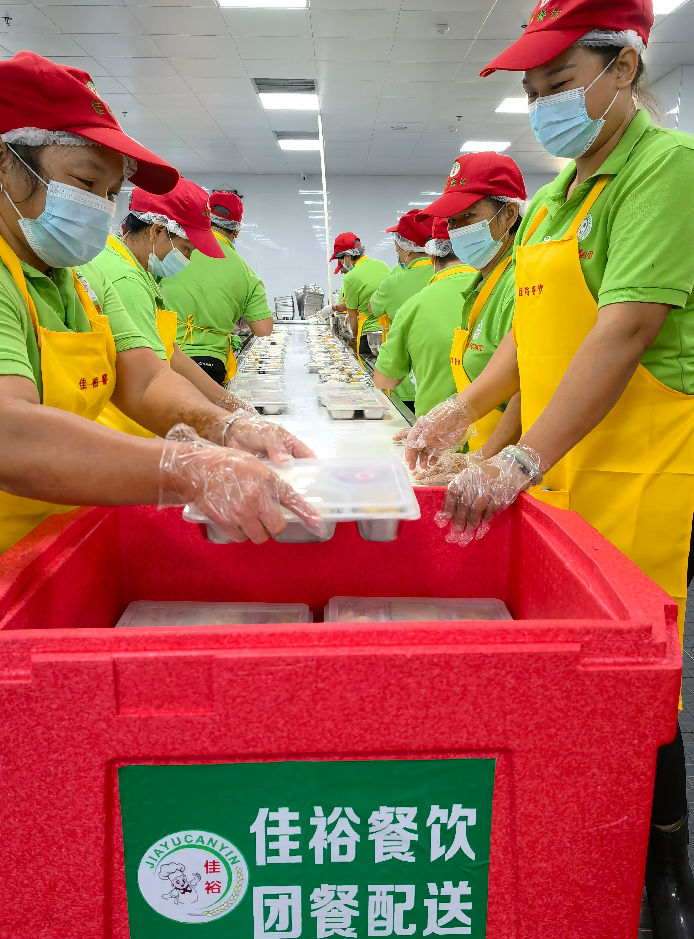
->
<box><xmin>182</xmin><ymin>458</ymin><xmax>420</xmax><ymax>544</ymax></box>
<box><xmin>322</xmin><ymin>389</ymin><xmax>390</xmax><ymax>420</ymax></box>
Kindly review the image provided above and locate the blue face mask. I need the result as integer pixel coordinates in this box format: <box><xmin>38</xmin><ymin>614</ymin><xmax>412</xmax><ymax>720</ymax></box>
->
<box><xmin>147</xmin><ymin>252</ymin><xmax>165</xmax><ymax>278</ymax></box>
<box><xmin>4</xmin><ymin>147</ymin><xmax>115</xmax><ymax>268</ymax></box>
<box><xmin>448</xmin><ymin>207</ymin><xmax>505</xmax><ymax>270</ymax></box>
<box><xmin>528</xmin><ymin>58</ymin><xmax>619</xmax><ymax>159</ymax></box>
<box><xmin>159</xmin><ymin>233</ymin><xmax>191</xmax><ymax>278</ymax></box>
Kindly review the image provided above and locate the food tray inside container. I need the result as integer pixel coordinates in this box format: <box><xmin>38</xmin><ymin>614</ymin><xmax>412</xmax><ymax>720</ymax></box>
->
<box><xmin>324</xmin><ymin>596</ymin><xmax>512</xmax><ymax>623</ymax></box>
<box><xmin>272</xmin><ymin>458</ymin><xmax>420</xmax><ymax>522</ymax></box>
<box><xmin>117</xmin><ymin>600</ymin><xmax>313</xmax><ymax>627</ymax></box>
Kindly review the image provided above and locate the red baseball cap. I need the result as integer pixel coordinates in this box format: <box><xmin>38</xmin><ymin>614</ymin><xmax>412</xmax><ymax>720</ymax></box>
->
<box><xmin>416</xmin><ymin>153</ymin><xmax>526</xmax><ymax>221</ymax></box>
<box><xmin>386</xmin><ymin>209</ymin><xmax>434</xmax><ymax>248</ymax></box>
<box><xmin>0</xmin><ymin>51</ymin><xmax>179</xmax><ymax>195</ymax></box>
<box><xmin>210</xmin><ymin>191</ymin><xmax>243</xmax><ymax>224</ymax></box>
<box><xmin>429</xmin><ymin>218</ymin><xmax>450</xmax><ymax>241</ymax></box>
<box><xmin>481</xmin><ymin>0</ymin><xmax>653</xmax><ymax>76</ymax></box>
<box><xmin>330</xmin><ymin>232</ymin><xmax>361</xmax><ymax>261</ymax></box>
<box><xmin>130</xmin><ymin>179</ymin><xmax>224</xmax><ymax>258</ymax></box>
<box><xmin>334</xmin><ymin>262</ymin><xmax>344</xmax><ymax>275</ymax></box>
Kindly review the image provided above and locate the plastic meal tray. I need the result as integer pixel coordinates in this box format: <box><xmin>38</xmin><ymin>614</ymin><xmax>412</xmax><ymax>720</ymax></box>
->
<box><xmin>182</xmin><ymin>458</ymin><xmax>420</xmax><ymax>544</ymax></box>
<box><xmin>116</xmin><ymin>600</ymin><xmax>312</xmax><ymax>627</ymax></box>
<box><xmin>243</xmin><ymin>389</ymin><xmax>290</xmax><ymax>415</ymax></box>
<box><xmin>324</xmin><ymin>596</ymin><xmax>512</xmax><ymax>623</ymax></box>
<box><xmin>323</xmin><ymin>390</ymin><xmax>389</xmax><ymax>420</ymax></box>
<box><xmin>232</xmin><ymin>376</ymin><xmax>284</xmax><ymax>392</ymax></box>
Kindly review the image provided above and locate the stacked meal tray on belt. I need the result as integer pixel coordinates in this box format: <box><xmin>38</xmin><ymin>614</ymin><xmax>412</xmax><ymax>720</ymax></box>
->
<box><xmin>304</xmin><ymin>325</ymin><xmax>391</xmax><ymax>417</ymax></box>
<box><xmin>232</xmin><ymin>329</ymin><xmax>292</xmax><ymax>412</ymax></box>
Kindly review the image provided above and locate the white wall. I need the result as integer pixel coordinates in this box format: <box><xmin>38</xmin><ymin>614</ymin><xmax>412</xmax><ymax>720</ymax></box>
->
<box><xmin>116</xmin><ymin>171</ymin><xmax>555</xmax><ymax>309</ymax></box>
<box><xmin>651</xmin><ymin>66</ymin><xmax>694</xmax><ymax>135</ymax></box>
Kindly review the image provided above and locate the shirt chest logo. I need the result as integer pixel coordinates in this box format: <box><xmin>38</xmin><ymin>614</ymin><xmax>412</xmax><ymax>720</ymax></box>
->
<box><xmin>577</xmin><ymin>213</ymin><xmax>593</xmax><ymax>242</ymax></box>
<box><xmin>472</xmin><ymin>322</ymin><xmax>483</xmax><ymax>341</ymax></box>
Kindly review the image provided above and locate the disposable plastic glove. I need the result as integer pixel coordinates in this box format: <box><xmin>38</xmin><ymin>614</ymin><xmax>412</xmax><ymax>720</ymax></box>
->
<box><xmin>219</xmin><ymin>390</ymin><xmax>257</xmax><ymax>415</ymax></box>
<box><xmin>401</xmin><ymin>397</ymin><xmax>478</xmax><ymax>472</ymax></box>
<box><xmin>210</xmin><ymin>411</ymin><xmax>316</xmax><ymax>463</ymax></box>
<box><xmin>159</xmin><ymin>424</ymin><xmax>327</xmax><ymax>545</ymax></box>
<box><xmin>436</xmin><ymin>444</ymin><xmax>544</xmax><ymax>546</ymax></box>
<box><xmin>412</xmin><ymin>449</ymin><xmax>480</xmax><ymax>487</ymax></box>
<box><xmin>318</xmin><ymin>305</ymin><xmax>333</xmax><ymax>320</ymax></box>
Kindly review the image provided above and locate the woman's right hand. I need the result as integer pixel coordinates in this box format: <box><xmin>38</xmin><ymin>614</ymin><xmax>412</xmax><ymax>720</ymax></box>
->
<box><xmin>403</xmin><ymin>396</ymin><xmax>477</xmax><ymax>472</ymax></box>
<box><xmin>159</xmin><ymin>425</ymin><xmax>327</xmax><ymax>544</ymax></box>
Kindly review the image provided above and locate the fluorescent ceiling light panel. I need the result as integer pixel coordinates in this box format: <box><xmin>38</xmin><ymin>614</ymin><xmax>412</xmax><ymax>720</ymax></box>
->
<box><xmin>667</xmin><ymin>106</ymin><xmax>680</xmax><ymax>114</ymax></box>
<box><xmin>408</xmin><ymin>202</ymin><xmax>431</xmax><ymax>206</ymax></box>
<box><xmin>279</xmin><ymin>139</ymin><xmax>321</xmax><ymax>150</ymax></box>
<box><xmin>496</xmin><ymin>97</ymin><xmax>528</xmax><ymax>113</ymax></box>
<box><xmin>260</xmin><ymin>93</ymin><xmax>319</xmax><ymax>110</ymax></box>
<box><xmin>653</xmin><ymin>0</ymin><xmax>689</xmax><ymax>12</ymax></box>
<box><xmin>421</xmin><ymin>191</ymin><xmax>442</xmax><ymax>196</ymax></box>
<box><xmin>460</xmin><ymin>140</ymin><xmax>511</xmax><ymax>153</ymax></box>
<box><xmin>218</xmin><ymin>0</ymin><xmax>307</xmax><ymax>7</ymax></box>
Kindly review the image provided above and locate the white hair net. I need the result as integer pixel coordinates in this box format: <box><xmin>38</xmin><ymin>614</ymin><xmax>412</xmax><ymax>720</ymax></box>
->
<box><xmin>577</xmin><ymin>29</ymin><xmax>645</xmax><ymax>54</ymax></box>
<box><xmin>130</xmin><ymin>210</ymin><xmax>186</xmax><ymax>239</ymax></box>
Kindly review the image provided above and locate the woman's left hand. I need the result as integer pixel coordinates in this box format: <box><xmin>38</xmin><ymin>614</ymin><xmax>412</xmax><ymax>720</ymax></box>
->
<box><xmin>212</xmin><ymin>412</ymin><xmax>316</xmax><ymax>463</ymax></box>
<box><xmin>436</xmin><ymin>447</ymin><xmax>541</xmax><ymax>546</ymax></box>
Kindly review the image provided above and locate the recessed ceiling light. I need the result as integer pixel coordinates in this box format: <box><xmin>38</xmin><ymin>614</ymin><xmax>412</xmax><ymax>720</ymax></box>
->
<box><xmin>259</xmin><ymin>93</ymin><xmax>319</xmax><ymax>110</ymax></box>
<box><xmin>421</xmin><ymin>191</ymin><xmax>442</xmax><ymax>196</ymax></box>
<box><xmin>279</xmin><ymin>139</ymin><xmax>321</xmax><ymax>150</ymax></box>
<box><xmin>460</xmin><ymin>140</ymin><xmax>511</xmax><ymax>153</ymax></box>
<box><xmin>391</xmin><ymin>125</ymin><xmax>408</xmax><ymax>130</ymax></box>
<box><xmin>218</xmin><ymin>0</ymin><xmax>307</xmax><ymax>7</ymax></box>
<box><xmin>653</xmin><ymin>0</ymin><xmax>689</xmax><ymax>12</ymax></box>
<box><xmin>304</xmin><ymin>200</ymin><xmax>324</xmax><ymax>204</ymax></box>
<box><xmin>496</xmin><ymin>97</ymin><xmax>528</xmax><ymax>114</ymax></box>
<box><xmin>408</xmin><ymin>202</ymin><xmax>431</xmax><ymax>206</ymax></box>
<box><xmin>299</xmin><ymin>190</ymin><xmax>324</xmax><ymax>194</ymax></box>
<box><xmin>667</xmin><ymin>106</ymin><xmax>680</xmax><ymax>115</ymax></box>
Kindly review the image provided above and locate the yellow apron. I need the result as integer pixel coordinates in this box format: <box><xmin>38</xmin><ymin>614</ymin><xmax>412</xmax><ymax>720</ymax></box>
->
<box><xmin>449</xmin><ymin>256</ymin><xmax>512</xmax><ymax>452</ymax></box>
<box><xmin>515</xmin><ymin>175</ymin><xmax>694</xmax><ymax>642</ymax></box>
<box><xmin>176</xmin><ymin>231</ymin><xmax>238</xmax><ymax>383</ymax></box>
<box><xmin>97</xmin><ymin>235</ymin><xmax>178</xmax><ymax>438</ymax></box>
<box><xmin>0</xmin><ymin>235</ymin><xmax>116</xmax><ymax>554</ymax></box>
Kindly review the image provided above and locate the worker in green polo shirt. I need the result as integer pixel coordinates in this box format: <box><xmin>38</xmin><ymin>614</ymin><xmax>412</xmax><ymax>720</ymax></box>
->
<box><xmin>328</xmin><ymin>232</ymin><xmax>389</xmax><ymax>358</ymax></box>
<box><xmin>368</xmin><ymin>210</ymin><xmax>435</xmax><ymax>412</ymax></box>
<box><xmin>406</xmin><ymin>9</ymin><xmax>694</xmax><ymax>932</ymax></box>
<box><xmin>90</xmin><ymin>179</ymin><xmax>250</xmax><ymax>437</ymax></box>
<box><xmin>373</xmin><ymin>219</ymin><xmax>476</xmax><ymax>418</ymax></box>
<box><xmin>161</xmin><ymin>191</ymin><xmax>273</xmax><ymax>386</ymax></box>
<box><xmin>406</xmin><ymin>152</ymin><xmax>527</xmax><ymax>468</ymax></box>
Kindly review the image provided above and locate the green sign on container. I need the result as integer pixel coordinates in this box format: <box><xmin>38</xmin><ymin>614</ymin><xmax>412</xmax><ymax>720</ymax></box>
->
<box><xmin>119</xmin><ymin>758</ymin><xmax>495</xmax><ymax>938</ymax></box>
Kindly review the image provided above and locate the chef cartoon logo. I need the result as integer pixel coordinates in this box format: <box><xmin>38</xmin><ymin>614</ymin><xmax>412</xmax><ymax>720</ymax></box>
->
<box><xmin>138</xmin><ymin>829</ymin><xmax>248</xmax><ymax>924</ymax></box>
<box><xmin>577</xmin><ymin>213</ymin><xmax>593</xmax><ymax>242</ymax></box>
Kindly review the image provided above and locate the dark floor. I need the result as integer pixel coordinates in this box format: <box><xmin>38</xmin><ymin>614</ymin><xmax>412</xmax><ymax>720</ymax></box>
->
<box><xmin>638</xmin><ymin>581</ymin><xmax>694</xmax><ymax>936</ymax></box>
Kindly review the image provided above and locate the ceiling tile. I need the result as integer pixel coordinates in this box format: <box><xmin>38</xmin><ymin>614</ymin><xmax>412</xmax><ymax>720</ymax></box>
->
<box><xmin>309</xmin><ymin>9</ymin><xmax>398</xmax><ymax>38</ymax></box>
<box><xmin>117</xmin><ymin>74</ymin><xmax>190</xmax><ymax>93</ymax></box>
<box><xmin>153</xmin><ymin>34</ymin><xmax>239</xmax><ymax>57</ymax></box>
<box><xmin>221</xmin><ymin>9</ymin><xmax>311</xmax><ymax>37</ymax></box>
<box><xmin>101</xmin><ymin>55</ymin><xmax>178</xmax><ymax>76</ymax></box>
<box><xmin>233</xmin><ymin>36</ymin><xmax>315</xmax><ymax>61</ymax></box>
<box><xmin>173</xmin><ymin>57</ymin><xmax>247</xmax><ymax>78</ymax></box>
<box><xmin>42</xmin><ymin>5</ymin><xmax>143</xmax><ymax>32</ymax></box>
<box><xmin>133</xmin><ymin>5</ymin><xmax>226</xmax><ymax>33</ymax></box>
<box><xmin>0</xmin><ymin>32</ymin><xmax>83</xmax><ymax>54</ymax></box>
<box><xmin>314</xmin><ymin>38</ymin><xmax>389</xmax><ymax>62</ymax></box>
<box><xmin>0</xmin><ymin>5</ymin><xmax>61</xmax><ymax>32</ymax></box>
<box><xmin>75</xmin><ymin>33</ymin><xmax>164</xmax><ymax>57</ymax></box>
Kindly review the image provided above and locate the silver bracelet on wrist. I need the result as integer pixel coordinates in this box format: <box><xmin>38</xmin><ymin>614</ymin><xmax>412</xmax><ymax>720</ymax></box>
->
<box><xmin>503</xmin><ymin>445</ymin><xmax>544</xmax><ymax>486</ymax></box>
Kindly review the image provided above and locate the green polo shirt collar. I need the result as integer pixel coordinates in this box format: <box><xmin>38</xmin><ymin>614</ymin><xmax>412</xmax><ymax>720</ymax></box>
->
<box><xmin>543</xmin><ymin>110</ymin><xmax>652</xmax><ymax>217</ymax></box>
<box><xmin>405</xmin><ymin>257</ymin><xmax>432</xmax><ymax>271</ymax></box>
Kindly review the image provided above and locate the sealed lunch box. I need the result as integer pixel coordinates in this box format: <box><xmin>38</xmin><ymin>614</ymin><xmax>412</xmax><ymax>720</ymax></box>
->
<box><xmin>324</xmin><ymin>596</ymin><xmax>512</xmax><ymax>623</ymax></box>
<box><xmin>242</xmin><ymin>389</ymin><xmax>290</xmax><ymax>415</ymax></box>
<box><xmin>182</xmin><ymin>458</ymin><xmax>421</xmax><ymax>544</ymax></box>
<box><xmin>231</xmin><ymin>375</ymin><xmax>284</xmax><ymax>393</ymax></box>
<box><xmin>317</xmin><ymin>380</ymin><xmax>372</xmax><ymax>404</ymax></box>
<box><xmin>323</xmin><ymin>390</ymin><xmax>390</xmax><ymax>420</ymax></box>
<box><xmin>116</xmin><ymin>600</ymin><xmax>312</xmax><ymax>627</ymax></box>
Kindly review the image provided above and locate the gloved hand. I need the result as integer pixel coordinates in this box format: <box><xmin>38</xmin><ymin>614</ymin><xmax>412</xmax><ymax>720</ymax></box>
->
<box><xmin>412</xmin><ymin>449</ymin><xmax>480</xmax><ymax>487</ymax></box>
<box><xmin>160</xmin><ymin>425</ymin><xmax>327</xmax><ymax>544</ymax></box>
<box><xmin>435</xmin><ymin>444</ymin><xmax>544</xmax><ymax>546</ymax></box>
<box><xmin>211</xmin><ymin>410</ymin><xmax>316</xmax><ymax>463</ymax></box>
<box><xmin>403</xmin><ymin>397</ymin><xmax>478</xmax><ymax>472</ymax></box>
<box><xmin>219</xmin><ymin>390</ymin><xmax>257</xmax><ymax>415</ymax></box>
<box><xmin>318</xmin><ymin>305</ymin><xmax>334</xmax><ymax>320</ymax></box>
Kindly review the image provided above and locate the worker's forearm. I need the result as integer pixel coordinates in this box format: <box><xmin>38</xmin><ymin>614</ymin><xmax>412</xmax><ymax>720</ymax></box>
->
<box><xmin>479</xmin><ymin>393</ymin><xmax>522</xmax><ymax>459</ymax></box>
<box><xmin>170</xmin><ymin>345</ymin><xmax>230</xmax><ymax>408</ymax></box>
<box><xmin>374</xmin><ymin>368</ymin><xmax>402</xmax><ymax>390</ymax></box>
<box><xmin>347</xmin><ymin>309</ymin><xmax>358</xmax><ymax>336</ymax></box>
<box><xmin>520</xmin><ymin>303</ymin><xmax>670</xmax><ymax>468</ymax></box>
<box><xmin>0</xmin><ymin>396</ymin><xmax>164</xmax><ymax>506</ymax></box>
<box><xmin>462</xmin><ymin>332</ymin><xmax>521</xmax><ymax>418</ymax></box>
<box><xmin>250</xmin><ymin>317</ymin><xmax>273</xmax><ymax>337</ymax></box>
<box><xmin>333</xmin><ymin>302</ymin><xmax>347</xmax><ymax>313</ymax></box>
<box><xmin>111</xmin><ymin>350</ymin><xmax>229</xmax><ymax>441</ymax></box>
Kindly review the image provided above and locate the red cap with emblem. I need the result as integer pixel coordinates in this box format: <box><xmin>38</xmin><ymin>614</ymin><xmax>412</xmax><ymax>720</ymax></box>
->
<box><xmin>210</xmin><ymin>191</ymin><xmax>243</xmax><ymax>224</ymax></box>
<box><xmin>416</xmin><ymin>152</ymin><xmax>526</xmax><ymax>221</ymax></box>
<box><xmin>480</xmin><ymin>0</ymin><xmax>653</xmax><ymax>76</ymax></box>
<box><xmin>330</xmin><ymin>232</ymin><xmax>361</xmax><ymax>261</ymax></box>
<box><xmin>0</xmin><ymin>51</ymin><xmax>179</xmax><ymax>195</ymax></box>
<box><xmin>386</xmin><ymin>209</ymin><xmax>434</xmax><ymax>248</ymax></box>
<box><xmin>429</xmin><ymin>218</ymin><xmax>450</xmax><ymax>241</ymax></box>
<box><xmin>130</xmin><ymin>179</ymin><xmax>224</xmax><ymax>258</ymax></box>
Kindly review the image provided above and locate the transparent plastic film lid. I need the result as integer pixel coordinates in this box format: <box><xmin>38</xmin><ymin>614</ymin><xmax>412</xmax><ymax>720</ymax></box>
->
<box><xmin>271</xmin><ymin>458</ymin><xmax>421</xmax><ymax>522</ymax></box>
<box><xmin>325</xmin><ymin>597</ymin><xmax>512</xmax><ymax>623</ymax></box>
<box><xmin>244</xmin><ymin>390</ymin><xmax>290</xmax><ymax>406</ymax></box>
<box><xmin>323</xmin><ymin>390</ymin><xmax>386</xmax><ymax>408</ymax></box>
<box><xmin>117</xmin><ymin>600</ymin><xmax>312</xmax><ymax>627</ymax></box>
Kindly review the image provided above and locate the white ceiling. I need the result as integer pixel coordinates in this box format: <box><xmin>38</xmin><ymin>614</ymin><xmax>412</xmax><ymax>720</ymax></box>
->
<box><xmin>1</xmin><ymin>0</ymin><xmax>693</xmax><ymax>178</ymax></box>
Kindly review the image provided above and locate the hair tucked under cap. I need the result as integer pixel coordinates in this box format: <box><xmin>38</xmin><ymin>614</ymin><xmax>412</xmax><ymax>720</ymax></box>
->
<box><xmin>576</xmin><ymin>28</ymin><xmax>645</xmax><ymax>54</ymax></box>
<box><xmin>130</xmin><ymin>210</ymin><xmax>187</xmax><ymax>239</ymax></box>
<box><xmin>1</xmin><ymin>127</ymin><xmax>138</xmax><ymax>179</ymax></box>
